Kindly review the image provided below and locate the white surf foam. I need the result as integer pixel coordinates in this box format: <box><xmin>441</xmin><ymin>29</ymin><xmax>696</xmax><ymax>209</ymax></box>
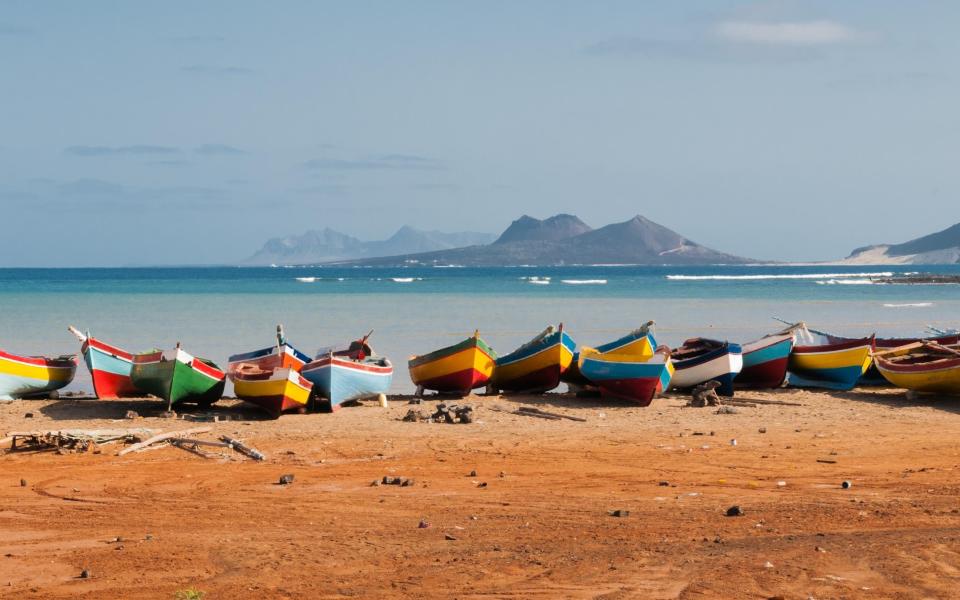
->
<box><xmin>815</xmin><ymin>279</ymin><xmax>876</xmax><ymax>285</ymax></box>
<box><xmin>883</xmin><ymin>302</ymin><xmax>934</xmax><ymax>308</ymax></box>
<box><xmin>391</xmin><ymin>277</ymin><xmax>422</xmax><ymax>283</ymax></box>
<box><xmin>561</xmin><ymin>279</ymin><xmax>607</xmax><ymax>285</ymax></box>
<box><xmin>295</xmin><ymin>277</ymin><xmax>317</xmax><ymax>283</ymax></box>
<box><xmin>666</xmin><ymin>272</ymin><xmax>894</xmax><ymax>281</ymax></box>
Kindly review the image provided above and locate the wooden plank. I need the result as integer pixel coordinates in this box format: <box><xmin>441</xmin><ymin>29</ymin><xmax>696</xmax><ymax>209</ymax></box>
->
<box><xmin>220</xmin><ymin>435</ymin><xmax>266</xmax><ymax>461</ymax></box>
<box><xmin>117</xmin><ymin>427</ymin><xmax>212</xmax><ymax>456</ymax></box>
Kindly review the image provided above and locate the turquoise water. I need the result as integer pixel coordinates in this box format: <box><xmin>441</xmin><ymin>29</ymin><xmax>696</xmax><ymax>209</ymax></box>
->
<box><xmin>2</xmin><ymin>265</ymin><xmax>958</xmax><ymax>394</ymax></box>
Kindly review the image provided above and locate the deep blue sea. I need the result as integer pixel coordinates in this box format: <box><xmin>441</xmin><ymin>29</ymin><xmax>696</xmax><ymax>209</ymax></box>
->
<box><xmin>2</xmin><ymin>264</ymin><xmax>958</xmax><ymax>394</ymax></box>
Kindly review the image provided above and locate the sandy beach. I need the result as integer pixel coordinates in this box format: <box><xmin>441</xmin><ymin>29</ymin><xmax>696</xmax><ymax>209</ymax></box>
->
<box><xmin>1</xmin><ymin>389</ymin><xmax>959</xmax><ymax>599</ymax></box>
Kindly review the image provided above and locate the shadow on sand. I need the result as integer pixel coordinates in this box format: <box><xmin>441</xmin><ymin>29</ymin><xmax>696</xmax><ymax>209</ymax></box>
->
<box><xmin>36</xmin><ymin>397</ymin><xmax>275</xmax><ymax>422</ymax></box>
<box><xmin>823</xmin><ymin>387</ymin><xmax>960</xmax><ymax>415</ymax></box>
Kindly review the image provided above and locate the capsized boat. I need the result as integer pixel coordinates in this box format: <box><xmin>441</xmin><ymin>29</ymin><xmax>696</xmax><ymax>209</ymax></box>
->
<box><xmin>0</xmin><ymin>347</ymin><xmax>77</xmax><ymax>400</ymax></box>
<box><xmin>489</xmin><ymin>324</ymin><xmax>576</xmax><ymax>393</ymax></box>
<box><xmin>578</xmin><ymin>345</ymin><xmax>673</xmax><ymax>406</ymax></box>
<box><xmin>562</xmin><ymin>322</ymin><xmax>656</xmax><ymax>387</ymax></box>
<box><xmin>873</xmin><ymin>342</ymin><xmax>960</xmax><ymax>394</ymax></box>
<box><xmin>736</xmin><ymin>328</ymin><xmax>797</xmax><ymax>389</ymax></box>
<box><xmin>782</xmin><ymin>322</ymin><xmax>874</xmax><ymax>390</ymax></box>
<box><xmin>670</xmin><ymin>338</ymin><xmax>743</xmax><ymax>397</ymax></box>
<box><xmin>68</xmin><ymin>326</ymin><xmax>139</xmax><ymax>399</ymax></box>
<box><xmin>227</xmin><ymin>325</ymin><xmax>311</xmax><ymax>376</ymax></box>
<box><xmin>301</xmin><ymin>333</ymin><xmax>393</xmax><ymax>411</ymax></box>
<box><xmin>408</xmin><ymin>331</ymin><xmax>497</xmax><ymax>395</ymax></box>
<box><xmin>130</xmin><ymin>344</ymin><xmax>226</xmax><ymax>409</ymax></box>
<box><xmin>232</xmin><ymin>365</ymin><xmax>313</xmax><ymax>417</ymax></box>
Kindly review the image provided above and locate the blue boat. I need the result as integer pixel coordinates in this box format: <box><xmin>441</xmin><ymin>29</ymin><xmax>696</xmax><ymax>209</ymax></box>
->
<box><xmin>578</xmin><ymin>347</ymin><xmax>674</xmax><ymax>406</ymax></box>
<box><xmin>301</xmin><ymin>334</ymin><xmax>392</xmax><ymax>411</ymax></box>
<box><xmin>562</xmin><ymin>322</ymin><xmax>657</xmax><ymax>387</ymax></box>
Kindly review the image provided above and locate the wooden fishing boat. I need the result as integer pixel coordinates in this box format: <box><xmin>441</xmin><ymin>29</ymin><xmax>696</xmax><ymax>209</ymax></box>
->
<box><xmin>301</xmin><ymin>353</ymin><xmax>393</xmax><ymax>411</ymax></box>
<box><xmin>670</xmin><ymin>338</ymin><xmax>743</xmax><ymax>397</ymax></box>
<box><xmin>408</xmin><ymin>331</ymin><xmax>497</xmax><ymax>395</ymax></box>
<box><xmin>562</xmin><ymin>322</ymin><xmax>656</xmax><ymax>387</ymax></box>
<box><xmin>68</xmin><ymin>326</ymin><xmax>139</xmax><ymax>399</ymax></box>
<box><xmin>860</xmin><ymin>332</ymin><xmax>960</xmax><ymax>385</ymax></box>
<box><xmin>783</xmin><ymin>323</ymin><xmax>874</xmax><ymax>390</ymax></box>
<box><xmin>227</xmin><ymin>325</ymin><xmax>311</xmax><ymax>376</ymax></box>
<box><xmin>0</xmin><ymin>347</ymin><xmax>77</xmax><ymax>400</ymax></box>
<box><xmin>130</xmin><ymin>345</ymin><xmax>226</xmax><ymax>409</ymax></box>
<box><xmin>736</xmin><ymin>329</ymin><xmax>796</xmax><ymax>389</ymax></box>
<box><xmin>578</xmin><ymin>346</ymin><xmax>674</xmax><ymax>406</ymax></box>
<box><xmin>232</xmin><ymin>365</ymin><xmax>313</xmax><ymax>417</ymax></box>
<box><xmin>873</xmin><ymin>342</ymin><xmax>960</xmax><ymax>394</ymax></box>
<box><xmin>489</xmin><ymin>324</ymin><xmax>576</xmax><ymax>393</ymax></box>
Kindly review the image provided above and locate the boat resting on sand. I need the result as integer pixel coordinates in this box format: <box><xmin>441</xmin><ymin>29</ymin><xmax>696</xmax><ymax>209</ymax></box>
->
<box><xmin>670</xmin><ymin>338</ymin><xmax>743</xmax><ymax>397</ymax></box>
<box><xmin>782</xmin><ymin>323</ymin><xmax>874</xmax><ymax>391</ymax></box>
<box><xmin>578</xmin><ymin>345</ymin><xmax>673</xmax><ymax>406</ymax></box>
<box><xmin>859</xmin><ymin>332</ymin><xmax>960</xmax><ymax>385</ymax></box>
<box><xmin>68</xmin><ymin>326</ymin><xmax>138</xmax><ymax>399</ymax></box>
<box><xmin>302</xmin><ymin>353</ymin><xmax>393</xmax><ymax>411</ymax></box>
<box><xmin>562</xmin><ymin>322</ymin><xmax>657</xmax><ymax>387</ymax></box>
<box><xmin>227</xmin><ymin>325</ymin><xmax>311</xmax><ymax>376</ymax></box>
<box><xmin>232</xmin><ymin>365</ymin><xmax>313</xmax><ymax>417</ymax></box>
<box><xmin>131</xmin><ymin>345</ymin><xmax>226</xmax><ymax>409</ymax></box>
<box><xmin>490</xmin><ymin>324</ymin><xmax>576</xmax><ymax>393</ymax></box>
<box><xmin>408</xmin><ymin>331</ymin><xmax>497</xmax><ymax>395</ymax></box>
<box><xmin>0</xmin><ymin>348</ymin><xmax>77</xmax><ymax>400</ymax></box>
<box><xmin>873</xmin><ymin>342</ymin><xmax>960</xmax><ymax>395</ymax></box>
<box><xmin>736</xmin><ymin>329</ymin><xmax>796</xmax><ymax>389</ymax></box>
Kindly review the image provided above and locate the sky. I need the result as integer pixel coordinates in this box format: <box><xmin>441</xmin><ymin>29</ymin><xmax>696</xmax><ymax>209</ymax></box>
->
<box><xmin>1</xmin><ymin>0</ymin><xmax>957</xmax><ymax>266</ymax></box>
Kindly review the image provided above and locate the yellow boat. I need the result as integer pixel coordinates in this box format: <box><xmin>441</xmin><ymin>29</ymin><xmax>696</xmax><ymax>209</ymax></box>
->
<box><xmin>231</xmin><ymin>365</ymin><xmax>313</xmax><ymax>417</ymax></box>
<box><xmin>784</xmin><ymin>323</ymin><xmax>874</xmax><ymax>390</ymax></box>
<box><xmin>490</xmin><ymin>324</ymin><xmax>576</xmax><ymax>393</ymax></box>
<box><xmin>0</xmin><ymin>348</ymin><xmax>77</xmax><ymax>400</ymax></box>
<box><xmin>408</xmin><ymin>331</ymin><xmax>497</xmax><ymax>395</ymax></box>
<box><xmin>874</xmin><ymin>342</ymin><xmax>960</xmax><ymax>394</ymax></box>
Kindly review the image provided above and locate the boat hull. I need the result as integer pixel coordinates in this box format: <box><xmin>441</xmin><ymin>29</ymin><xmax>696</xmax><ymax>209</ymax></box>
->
<box><xmin>302</xmin><ymin>356</ymin><xmax>393</xmax><ymax>410</ymax></box>
<box><xmin>82</xmin><ymin>337</ymin><xmax>138</xmax><ymax>399</ymax></box>
<box><xmin>736</xmin><ymin>334</ymin><xmax>794</xmax><ymax>389</ymax></box>
<box><xmin>579</xmin><ymin>354</ymin><xmax>673</xmax><ymax>406</ymax></box>
<box><xmin>787</xmin><ymin>338</ymin><xmax>873</xmax><ymax>390</ymax></box>
<box><xmin>0</xmin><ymin>350</ymin><xmax>77</xmax><ymax>400</ymax></box>
<box><xmin>228</xmin><ymin>342</ymin><xmax>311</xmax><ymax>375</ymax></box>
<box><xmin>862</xmin><ymin>334</ymin><xmax>960</xmax><ymax>385</ymax></box>
<box><xmin>131</xmin><ymin>349</ymin><xmax>226</xmax><ymax>406</ymax></box>
<box><xmin>233</xmin><ymin>368</ymin><xmax>313</xmax><ymax>417</ymax></box>
<box><xmin>491</xmin><ymin>330</ymin><xmax>576</xmax><ymax>393</ymax></box>
<box><xmin>562</xmin><ymin>328</ymin><xmax>656</xmax><ymax>387</ymax></box>
<box><xmin>671</xmin><ymin>343</ymin><xmax>743</xmax><ymax>397</ymax></box>
<box><xmin>408</xmin><ymin>336</ymin><xmax>497</xmax><ymax>393</ymax></box>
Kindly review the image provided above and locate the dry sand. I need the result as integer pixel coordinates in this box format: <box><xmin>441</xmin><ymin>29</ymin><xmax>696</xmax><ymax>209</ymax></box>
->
<box><xmin>1</xmin><ymin>388</ymin><xmax>960</xmax><ymax>599</ymax></box>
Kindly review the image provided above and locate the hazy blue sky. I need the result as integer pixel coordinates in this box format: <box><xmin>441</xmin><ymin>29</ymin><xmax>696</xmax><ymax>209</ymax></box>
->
<box><xmin>1</xmin><ymin>1</ymin><xmax>957</xmax><ymax>266</ymax></box>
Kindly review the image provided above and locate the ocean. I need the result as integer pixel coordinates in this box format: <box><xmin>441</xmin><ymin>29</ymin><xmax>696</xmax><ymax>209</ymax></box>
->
<box><xmin>2</xmin><ymin>264</ymin><xmax>958</xmax><ymax>394</ymax></box>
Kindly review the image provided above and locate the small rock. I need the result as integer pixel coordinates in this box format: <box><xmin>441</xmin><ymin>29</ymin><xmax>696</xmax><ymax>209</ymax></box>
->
<box><xmin>278</xmin><ymin>474</ymin><xmax>295</xmax><ymax>485</ymax></box>
<box><xmin>730</xmin><ymin>439</ymin><xmax>738</xmax><ymax>446</ymax></box>
<box><xmin>815</xmin><ymin>546</ymin><xmax>827</xmax><ymax>553</ymax></box>
<box><xmin>24</xmin><ymin>412</ymin><xmax>34</xmax><ymax>419</ymax></box>
<box><xmin>658</xmin><ymin>481</ymin><xmax>670</xmax><ymax>486</ymax></box>
<box><xmin>468</xmin><ymin>469</ymin><xmax>477</xmax><ymax>477</ymax></box>
<box><xmin>726</xmin><ymin>505</ymin><xmax>744</xmax><ymax>517</ymax></box>
<box><xmin>79</xmin><ymin>569</ymin><xmax>90</xmax><ymax>579</ymax></box>
<box><xmin>19</xmin><ymin>479</ymin><xmax>27</xmax><ymax>487</ymax></box>
<box><xmin>758</xmin><ymin>427</ymin><xmax>767</xmax><ymax>434</ymax></box>
<box><xmin>764</xmin><ymin>561</ymin><xmax>774</xmax><ymax>569</ymax></box>
<box><xmin>609</xmin><ymin>509</ymin><xmax>630</xmax><ymax>518</ymax></box>
<box><xmin>470</xmin><ymin>515</ymin><xmax>478</xmax><ymax>520</ymax></box>
<box><xmin>145</xmin><ymin>534</ymin><xmax>153</xmax><ymax>541</ymax></box>
<box><xmin>400</xmin><ymin>478</ymin><xmax>415</xmax><ymax>487</ymax></box>
<box><xmin>716</xmin><ymin>406</ymin><xmax>739</xmax><ymax>415</ymax></box>
<box><xmin>444</xmin><ymin>533</ymin><xmax>458</xmax><ymax>541</ymax></box>
<box><xmin>498</xmin><ymin>471</ymin><xmax>506</xmax><ymax>478</ymax></box>
<box><xmin>842</xmin><ymin>480</ymin><xmax>852</xmax><ymax>489</ymax></box>
<box><xmin>370</xmin><ymin>479</ymin><xmax>381</xmax><ymax>487</ymax></box>
<box><xmin>124</xmin><ymin>410</ymin><xmax>139</xmax><ymax>420</ymax></box>
<box><xmin>477</xmin><ymin>482</ymin><xmax>488</xmax><ymax>488</ymax></box>
<box><xmin>418</xmin><ymin>520</ymin><xmax>431</xmax><ymax>529</ymax></box>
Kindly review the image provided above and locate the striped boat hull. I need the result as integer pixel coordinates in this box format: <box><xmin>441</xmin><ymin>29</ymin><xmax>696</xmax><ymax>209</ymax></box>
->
<box><xmin>874</xmin><ymin>345</ymin><xmax>960</xmax><ymax>394</ymax></box>
<box><xmin>0</xmin><ymin>350</ymin><xmax>77</xmax><ymax>400</ymax></box>
<box><xmin>787</xmin><ymin>337</ymin><xmax>874</xmax><ymax>390</ymax></box>
<box><xmin>671</xmin><ymin>340</ymin><xmax>743</xmax><ymax>397</ymax></box>
<box><xmin>579</xmin><ymin>351</ymin><xmax>674</xmax><ymax>406</ymax></box>
<box><xmin>233</xmin><ymin>367</ymin><xmax>313</xmax><ymax>417</ymax></box>
<box><xmin>228</xmin><ymin>342</ymin><xmax>311</xmax><ymax>376</ymax></box>
<box><xmin>131</xmin><ymin>348</ymin><xmax>226</xmax><ymax>406</ymax></box>
<box><xmin>302</xmin><ymin>355</ymin><xmax>393</xmax><ymax>410</ymax></box>
<box><xmin>491</xmin><ymin>329</ymin><xmax>576</xmax><ymax>393</ymax></box>
<box><xmin>82</xmin><ymin>337</ymin><xmax>138</xmax><ymax>399</ymax></box>
<box><xmin>563</xmin><ymin>327</ymin><xmax>656</xmax><ymax>387</ymax></box>
<box><xmin>736</xmin><ymin>333</ymin><xmax>794</xmax><ymax>389</ymax></box>
<box><xmin>408</xmin><ymin>335</ymin><xmax>497</xmax><ymax>394</ymax></box>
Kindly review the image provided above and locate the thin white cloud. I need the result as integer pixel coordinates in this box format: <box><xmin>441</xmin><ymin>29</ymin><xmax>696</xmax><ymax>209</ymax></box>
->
<box><xmin>716</xmin><ymin>20</ymin><xmax>863</xmax><ymax>46</ymax></box>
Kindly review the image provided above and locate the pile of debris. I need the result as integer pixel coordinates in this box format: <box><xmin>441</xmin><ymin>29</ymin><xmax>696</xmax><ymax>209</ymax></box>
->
<box><xmin>686</xmin><ymin>381</ymin><xmax>804</xmax><ymax>411</ymax></box>
<box><xmin>1</xmin><ymin>429</ymin><xmax>154</xmax><ymax>454</ymax></box>
<box><xmin>402</xmin><ymin>402</ymin><xmax>474</xmax><ymax>424</ymax></box>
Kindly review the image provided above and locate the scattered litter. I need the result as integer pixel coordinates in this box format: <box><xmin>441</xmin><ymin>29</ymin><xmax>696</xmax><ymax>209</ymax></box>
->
<box><xmin>19</xmin><ymin>478</ymin><xmax>27</xmax><ymax>487</ymax></box>
<box><xmin>764</xmin><ymin>561</ymin><xmax>774</xmax><ymax>569</ymax></box>
<box><xmin>658</xmin><ymin>481</ymin><xmax>670</xmax><ymax>487</ymax></box>
<box><xmin>418</xmin><ymin>520</ymin><xmax>430</xmax><ymax>529</ymax></box>
<box><xmin>777</xmin><ymin>481</ymin><xmax>787</xmax><ymax>488</ymax></box>
<box><xmin>444</xmin><ymin>533</ymin><xmax>458</xmax><ymax>541</ymax></box>
<box><xmin>758</xmin><ymin>427</ymin><xmax>767</xmax><ymax>434</ymax></box>
<box><xmin>609</xmin><ymin>509</ymin><xmax>630</xmax><ymax>518</ymax></box>
<box><xmin>468</xmin><ymin>470</ymin><xmax>477</xmax><ymax>477</ymax></box>
<box><xmin>382</xmin><ymin>476</ymin><xmax>415</xmax><ymax>486</ymax></box>
<box><xmin>730</xmin><ymin>439</ymin><xmax>738</xmax><ymax>446</ymax></box>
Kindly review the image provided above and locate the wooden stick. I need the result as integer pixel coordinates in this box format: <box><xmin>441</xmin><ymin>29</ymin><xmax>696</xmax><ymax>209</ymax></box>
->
<box><xmin>730</xmin><ymin>397</ymin><xmax>804</xmax><ymax>407</ymax></box>
<box><xmin>117</xmin><ymin>427</ymin><xmax>212</xmax><ymax>456</ymax></box>
<box><xmin>512</xmin><ymin>409</ymin><xmax>562</xmax><ymax>421</ymax></box>
<box><xmin>220</xmin><ymin>435</ymin><xmax>266</xmax><ymax>461</ymax></box>
<box><xmin>175</xmin><ymin>438</ymin><xmax>231</xmax><ymax>448</ymax></box>
<box><xmin>517</xmin><ymin>406</ymin><xmax>588</xmax><ymax>422</ymax></box>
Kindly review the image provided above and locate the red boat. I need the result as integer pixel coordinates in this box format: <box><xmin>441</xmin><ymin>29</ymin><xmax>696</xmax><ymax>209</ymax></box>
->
<box><xmin>69</xmin><ymin>326</ymin><xmax>139</xmax><ymax>399</ymax></box>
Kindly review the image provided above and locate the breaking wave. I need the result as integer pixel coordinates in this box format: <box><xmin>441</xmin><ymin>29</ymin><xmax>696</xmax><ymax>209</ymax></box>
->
<box><xmin>561</xmin><ymin>279</ymin><xmax>607</xmax><ymax>285</ymax></box>
<box><xmin>666</xmin><ymin>272</ymin><xmax>894</xmax><ymax>281</ymax></box>
<box><xmin>815</xmin><ymin>279</ymin><xmax>876</xmax><ymax>285</ymax></box>
<box><xmin>883</xmin><ymin>302</ymin><xmax>934</xmax><ymax>308</ymax></box>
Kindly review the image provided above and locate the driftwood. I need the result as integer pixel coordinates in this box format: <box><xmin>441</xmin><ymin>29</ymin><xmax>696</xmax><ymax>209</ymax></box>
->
<box><xmin>117</xmin><ymin>427</ymin><xmax>212</xmax><ymax>456</ymax></box>
<box><xmin>732</xmin><ymin>397</ymin><xmax>804</xmax><ymax>407</ymax></box>
<box><xmin>516</xmin><ymin>406</ymin><xmax>587</xmax><ymax>422</ymax></box>
<box><xmin>220</xmin><ymin>435</ymin><xmax>266</xmax><ymax>461</ymax></box>
<box><xmin>5</xmin><ymin>429</ymin><xmax>155</xmax><ymax>453</ymax></box>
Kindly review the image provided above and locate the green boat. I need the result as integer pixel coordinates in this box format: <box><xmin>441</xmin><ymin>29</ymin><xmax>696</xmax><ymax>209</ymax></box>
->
<box><xmin>130</xmin><ymin>345</ymin><xmax>226</xmax><ymax>409</ymax></box>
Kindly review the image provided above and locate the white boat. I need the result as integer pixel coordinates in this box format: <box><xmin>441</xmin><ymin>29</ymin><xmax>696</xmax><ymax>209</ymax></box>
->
<box><xmin>669</xmin><ymin>338</ymin><xmax>743</xmax><ymax>396</ymax></box>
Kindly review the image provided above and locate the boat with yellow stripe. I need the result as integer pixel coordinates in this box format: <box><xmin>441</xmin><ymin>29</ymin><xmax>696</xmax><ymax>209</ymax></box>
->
<box><xmin>408</xmin><ymin>331</ymin><xmax>497</xmax><ymax>395</ymax></box>
<box><xmin>232</xmin><ymin>365</ymin><xmax>313</xmax><ymax>417</ymax></box>
<box><xmin>490</xmin><ymin>324</ymin><xmax>575</xmax><ymax>393</ymax></box>
<box><xmin>0</xmin><ymin>347</ymin><xmax>78</xmax><ymax>400</ymax></box>
<box><xmin>873</xmin><ymin>342</ymin><xmax>960</xmax><ymax>394</ymax></box>
<box><xmin>578</xmin><ymin>345</ymin><xmax>674</xmax><ymax>406</ymax></box>
<box><xmin>562</xmin><ymin>322</ymin><xmax>656</xmax><ymax>387</ymax></box>
<box><xmin>782</xmin><ymin>322</ymin><xmax>874</xmax><ymax>390</ymax></box>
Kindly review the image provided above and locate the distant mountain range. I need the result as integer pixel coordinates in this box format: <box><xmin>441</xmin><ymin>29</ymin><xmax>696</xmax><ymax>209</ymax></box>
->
<box><xmin>321</xmin><ymin>214</ymin><xmax>753</xmax><ymax>266</ymax></box>
<box><xmin>244</xmin><ymin>226</ymin><xmax>496</xmax><ymax>265</ymax></box>
<box><xmin>843</xmin><ymin>222</ymin><xmax>960</xmax><ymax>264</ymax></box>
